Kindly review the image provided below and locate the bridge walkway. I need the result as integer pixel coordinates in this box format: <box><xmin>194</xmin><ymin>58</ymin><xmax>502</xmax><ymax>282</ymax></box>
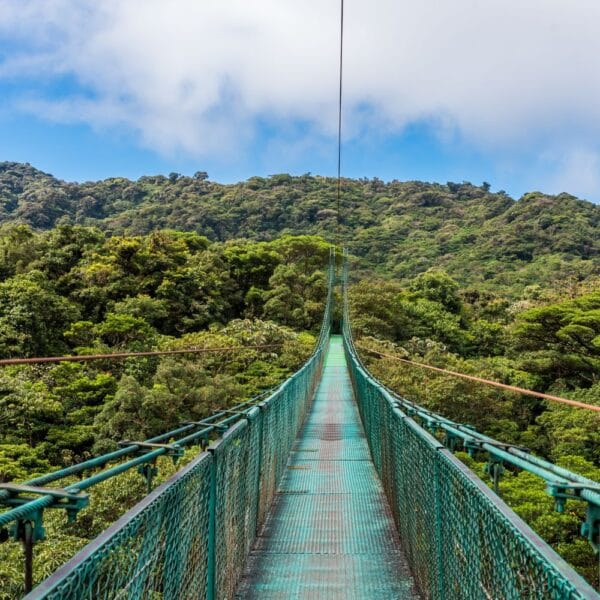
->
<box><xmin>236</xmin><ymin>335</ymin><xmax>419</xmax><ymax>599</ymax></box>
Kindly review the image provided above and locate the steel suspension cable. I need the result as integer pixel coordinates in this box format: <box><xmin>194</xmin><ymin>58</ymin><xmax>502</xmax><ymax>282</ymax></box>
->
<box><xmin>356</xmin><ymin>343</ymin><xmax>600</xmax><ymax>413</ymax></box>
<box><xmin>0</xmin><ymin>343</ymin><xmax>284</xmax><ymax>367</ymax></box>
<box><xmin>336</xmin><ymin>0</ymin><xmax>344</xmax><ymax>247</ymax></box>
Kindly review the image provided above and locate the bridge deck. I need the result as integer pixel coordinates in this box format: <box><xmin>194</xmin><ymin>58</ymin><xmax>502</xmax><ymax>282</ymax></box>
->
<box><xmin>236</xmin><ymin>335</ymin><xmax>418</xmax><ymax>599</ymax></box>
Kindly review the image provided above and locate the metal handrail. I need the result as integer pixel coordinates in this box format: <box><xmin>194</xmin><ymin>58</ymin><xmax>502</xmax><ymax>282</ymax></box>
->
<box><xmin>1</xmin><ymin>252</ymin><xmax>337</xmax><ymax>594</ymax></box>
<box><xmin>342</xmin><ymin>248</ymin><xmax>600</xmax><ymax>553</ymax></box>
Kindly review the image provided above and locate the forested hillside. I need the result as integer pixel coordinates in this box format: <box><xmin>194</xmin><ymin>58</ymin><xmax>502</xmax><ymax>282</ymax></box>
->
<box><xmin>0</xmin><ymin>164</ymin><xmax>598</xmax><ymax>593</ymax></box>
<box><xmin>1</xmin><ymin>162</ymin><xmax>598</xmax><ymax>294</ymax></box>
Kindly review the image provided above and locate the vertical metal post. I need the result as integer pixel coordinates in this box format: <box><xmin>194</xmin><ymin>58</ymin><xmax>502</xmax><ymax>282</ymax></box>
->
<box><xmin>433</xmin><ymin>458</ymin><xmax>446</xmax><ymax>600</ymax></box>
<box><xmin>492</xmin><ymin>463</ymin><xmax>501</xmax><ymax>497</ymax></box>
<box><xmin>23</xmin><ymin>521</ymin><xmax>33</xmax><ymax>594</ymax></box>
<box><xmin>146</xmin><ymin>464</ymin><xmax>154</xmax><ymax>495</ymax></box>
<box><xmin>207</xmin><ymin>450</ymin><xmax>217</xmax><ymax>600</ymax></box>
<box><xmin>254</xmin><ymin>407</ymin><xmax>264</xmax><ymax>534</ymax></box>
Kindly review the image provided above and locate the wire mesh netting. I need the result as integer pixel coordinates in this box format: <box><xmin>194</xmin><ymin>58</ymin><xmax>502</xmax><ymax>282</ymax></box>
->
<box><xmin>26</xmin><ymin>262</ymin><xmax>333</xmax><ymax>600</ymax></box>
<box><xmin>30</xmin><ymin>452</ymin><xmax>213</xmax><ymax>600</ymax></box>
<box><xmin>342</xmin><ymin>296</ymin><xmax>598</xmax><ymax>600</ymax></box>
<box><xmin>213</xmin><ymin>413</ymin><xmax>262</xmax><ymax>600</ymax></box>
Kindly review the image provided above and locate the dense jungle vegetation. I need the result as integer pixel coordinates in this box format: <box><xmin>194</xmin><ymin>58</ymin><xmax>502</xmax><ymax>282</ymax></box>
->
<box><xmin>0</xmin><ymin>162</ymin><xmax>598</xmax><ymax>593</ymax></box>
<box><xmin>348</xmin><ymin>271</ymin><xmax>600</xmax><ymax>584</ymax></box>
<box><xmin>0</xmin><ymin>228</ymin><xmax>329</xmax><ymax>596</ymax></box>
<box><xmin>1</xmin><ymin>162</ymin><xmax>598</xmax><ymax>294</ymax></box>
<box><xmin>0</xmin><ymin>228</ymin><xmax>330</xmax><ymax>477</ymax></box>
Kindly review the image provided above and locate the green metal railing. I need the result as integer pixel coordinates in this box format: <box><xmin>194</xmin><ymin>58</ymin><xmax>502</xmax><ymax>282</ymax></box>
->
<box><xmin>7</xmin><ymin>254</ymin><xmax>335</xmax><ymax>599</ymax></box>
<box><xmin>5</xmin><ymin>248</ymin><xmax>599</xmax><ymax>599</ymax></box>
<box><xmin>341</xmin><ymin>251</ymin><xmax>598</xmax><ymax>599</ymax></box>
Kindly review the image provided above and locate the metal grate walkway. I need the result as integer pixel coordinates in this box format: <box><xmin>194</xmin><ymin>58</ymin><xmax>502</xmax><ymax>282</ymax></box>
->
<box><xmin>236</xmin><ymin>336</ymin><xmax>419</xmax><ymax>599</ymax></box>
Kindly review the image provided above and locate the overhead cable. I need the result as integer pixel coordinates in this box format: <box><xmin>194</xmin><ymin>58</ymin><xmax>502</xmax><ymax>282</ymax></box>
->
<box><xmin>356</xmin><ymin>344</ymin><xmax>600</xmax><ymax>413</ymax></box>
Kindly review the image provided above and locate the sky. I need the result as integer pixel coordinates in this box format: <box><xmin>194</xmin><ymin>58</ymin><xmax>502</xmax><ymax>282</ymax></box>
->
<box><xmin>1</xmin><ymin>0</ymin><xmax>600</xmax><ymax>202</ymax></box>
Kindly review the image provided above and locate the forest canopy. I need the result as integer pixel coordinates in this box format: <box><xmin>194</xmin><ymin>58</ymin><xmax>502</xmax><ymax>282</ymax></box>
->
<box><xmin>0</xmin><ymin>166</ymin><xmax>598</xmax><ymax>592</ymax></box>
<box><xmin>0</xmin><ymin>228</ymin><xmax>331</xmax><ymax>476</ymax></box>
<box><xmin>1</xmin><ymin>162</ymin><xmax>598</xmax><ymax>295</ymax></box>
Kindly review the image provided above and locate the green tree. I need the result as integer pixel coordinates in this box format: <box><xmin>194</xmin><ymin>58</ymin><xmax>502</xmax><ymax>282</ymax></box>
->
<box><xmin>409</xmin><ymin>268</ymin><xmax>463</xmax><ymax>314</ymax></box>
<box><xmin>513</xmin><ymin>291</ymin><xmax>600</xmax><ymax>388</ymax></box>
<box><xmin>0</xmin><ymin>271</ymin><xmax>79</xmax><ymax>357</ymax></box>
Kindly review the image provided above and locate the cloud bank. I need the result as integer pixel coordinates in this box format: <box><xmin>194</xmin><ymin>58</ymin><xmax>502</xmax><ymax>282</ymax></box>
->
<box><xmin>2</xmin><ymin>0</ymin><xmax>600</xmax><ymax>197</ymax></box>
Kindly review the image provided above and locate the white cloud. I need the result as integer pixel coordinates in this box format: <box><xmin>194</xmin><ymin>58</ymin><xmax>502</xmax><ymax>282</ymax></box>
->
<box><xmin>542</xmin><ymin>148</ymin><xmax>600</xmax><ymax>201</ymax></box>
<box><xmin>2</xmin><ymin>0</ymin><xmax>600</xmax><ymax>194</ymax></box>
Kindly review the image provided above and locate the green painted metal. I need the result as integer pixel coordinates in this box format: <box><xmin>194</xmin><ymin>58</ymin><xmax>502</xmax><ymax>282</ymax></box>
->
<box><xmin>385</xmin><ymin>390</ymin><xmax>600</xmax><ymax>551</ymax></box>
<box><xmin>0</xmin><ymin>395</ymin><xmax>277</xmax><ymax>557</ymax></box>
<box><xmin>23</xmin><ymin>256</ymin><xmax>334</xmax><ymax>599</ymax></box>
<box><xmin>236</xmin><ymin>336</ymin><xmax>418</xmax><ymax>599</ymax></box>
<box><xmin>12</xmin><ymin>248</ymin><xmax>600</xmax><ymax>599</ymax></box>
<box><xmin>341</xmin><ymin>253</ymin><xmax>599</xmax><ymax>600</ymax></box>
<box><xmin>207</xmin><ymin>452</ymin><xmax>217</xmax><ymax>600</ymax></box>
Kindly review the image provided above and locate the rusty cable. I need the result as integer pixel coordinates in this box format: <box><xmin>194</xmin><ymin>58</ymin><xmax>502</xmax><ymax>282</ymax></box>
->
<box><xmin>0</xmin><ymin>343</ymin><xmax>284</xmax><ymax>366</ymax></box>
<box><xmin>355</xmin><ymin>344</ymin><xmax>600</xmax><ymax>413</ymax></box>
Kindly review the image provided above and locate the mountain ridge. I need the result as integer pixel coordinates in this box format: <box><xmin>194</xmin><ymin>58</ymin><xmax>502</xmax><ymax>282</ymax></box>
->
<box><xmin>1</xmin><ymin>161</ymin><xmax>598</xmax><ymax>293</ymax></box>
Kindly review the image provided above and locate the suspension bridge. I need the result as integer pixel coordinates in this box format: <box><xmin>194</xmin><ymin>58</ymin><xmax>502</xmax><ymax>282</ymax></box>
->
<box><xmin>1</xmin><ymin>252</ymin><xmax>599</xmax><ymax>599</ymax></box>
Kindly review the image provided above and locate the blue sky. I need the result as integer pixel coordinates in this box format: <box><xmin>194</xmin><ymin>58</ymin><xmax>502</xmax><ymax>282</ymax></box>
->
<box><xmin>0</xmin><ymin>111</ymin><xmax>499</xmax><ymax>192</ymax></box>
<box><xmin>2</xmin><ymin>0</ymin><xmax>600</xmax><ymax>201</ymax></box>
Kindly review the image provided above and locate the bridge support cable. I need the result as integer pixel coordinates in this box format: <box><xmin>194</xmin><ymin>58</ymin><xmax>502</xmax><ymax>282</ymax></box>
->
<box><xmin>341</xmin><ymin>249</ymin><xmax>599</xmax><ymax>599</ymax></box>
<box><xmin>336</xmin><ymin>0</ymin><xmax>344</xmax><ymax>247</ymax></box>
<box><xmin>2</xmin><ymin>252</ymin><xmax>336</xmax><ymax>599</ymax></box>
<box><xmin>355</xmin><ymin>345</ymin><xmax>600</xmax><ymax>413</ymax></box>
<box><xmin>0</xmin><ymin>343</ymin><xmax>285</xmax><ymax>367</ymax></box>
